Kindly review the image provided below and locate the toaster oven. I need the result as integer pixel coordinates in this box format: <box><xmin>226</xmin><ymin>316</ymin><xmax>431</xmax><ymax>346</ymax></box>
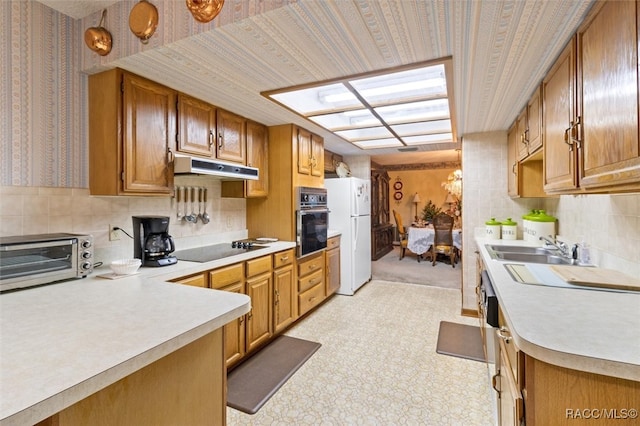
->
<box><xmin>0</xmin><ymin>233</ymin><xmax>94</xmax><ymax>292</ymax></box>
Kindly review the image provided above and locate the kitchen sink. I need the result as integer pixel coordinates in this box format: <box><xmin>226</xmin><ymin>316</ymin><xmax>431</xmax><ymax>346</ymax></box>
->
<box><xmin>493</xmin><ymin>252</ymin><xmax>576</xmax><ymax>265</ymax></box>
<box><xmin>485</xmin><ymin>244</ymin><xmax>577</xmax><ymax>265</ymax></box>
<box><xmin>486</xmin><ymin>244</ymin><xmax>553</xmax><ymax>254</ymax></box>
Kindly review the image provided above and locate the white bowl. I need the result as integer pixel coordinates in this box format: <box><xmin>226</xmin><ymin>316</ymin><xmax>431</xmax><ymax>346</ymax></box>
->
<box><xmin>110</xmin><ymin>258</ymin><xmax>142</xmax><ymax>275</ymax></box>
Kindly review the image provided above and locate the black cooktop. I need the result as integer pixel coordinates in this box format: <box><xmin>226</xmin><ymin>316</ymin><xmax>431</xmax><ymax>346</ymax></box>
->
<box><xmin>173</xmin><ymin>241</ymin><xmax>267</xmax><ymax>263</ymax></box>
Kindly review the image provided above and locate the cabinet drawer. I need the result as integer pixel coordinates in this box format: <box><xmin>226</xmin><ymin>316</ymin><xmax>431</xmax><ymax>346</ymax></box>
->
<box><xmin>298</xmin><ymin>252</ymin><xmax>324</xmax><ymax>277</ymax></box>
<box><xmin>209</xmin><ymin>263</ymin><xmax>244</xmax><ymax>289</ymax></box>
<box><xmin>326</xmin><ymin>236</ymin><xmax>340</xmax><ymax>250</ymax></box>
<box><xmin>171</xmin><ymin>273</ymin><xmax>207</xmax><ymax>288</ymax></box>
<box><xmin>246</xmin><ymin>255</ymin><xmax>271</xmax><ymax>278</ymax></box>
<box><xmin>273</xmin><ymin>249</ymin><xmax>295</xmax><ymax>269</ymax></box>
<box><xmin>298</xmin><ymin>268</ymin><xmax>324</xmax><ymax>293</ymax></box>
<box><xmin>298</xmin><ymin>282</ymin><xmax>324</xmax><ymax>316</ymax></box>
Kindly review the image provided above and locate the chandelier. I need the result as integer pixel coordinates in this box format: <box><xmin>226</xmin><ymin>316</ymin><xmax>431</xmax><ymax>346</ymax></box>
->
<box><xmin>442</xmin><ymin>169</ymin><xmax>462</xmax><ymax>199</ymax></box>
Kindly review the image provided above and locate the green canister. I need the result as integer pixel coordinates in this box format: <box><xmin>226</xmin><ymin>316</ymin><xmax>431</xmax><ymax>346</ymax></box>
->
<box><xmin>485</xmin><ymin>217</ymin><xmax>502</xmax><ymax>240</ymax></box>
<box><xmin>501</xmin><ymin>218</ymin><xmax>517</xmax><ymax>240</ymax></box>
<box><xmin>526</xmin><ymin>210</ymin><xmax>557</xmax><ymax>242</ymax></box>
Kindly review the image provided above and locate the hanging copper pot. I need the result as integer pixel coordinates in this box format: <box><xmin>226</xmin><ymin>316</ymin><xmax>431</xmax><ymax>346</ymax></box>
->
<box><xmin>84</xmin><ymin>10</ymin><xmax>112</xmax><ymax>56</ymax></box>
<box><xmin>129</xmin><ymin>0</ymin><xmax>159</xmax><ymax>44</ymax></box>
<box><xmin>186</xmin><ymin>0</ymin><xmax>224</xmax><ymax>23</ymax></box>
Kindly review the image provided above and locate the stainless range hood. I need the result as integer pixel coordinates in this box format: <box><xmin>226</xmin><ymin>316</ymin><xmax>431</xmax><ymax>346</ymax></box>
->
<box><xmin>174</xmin><ymin>155</ymin><xmax>259</xmax><ymax>180</ymax></box>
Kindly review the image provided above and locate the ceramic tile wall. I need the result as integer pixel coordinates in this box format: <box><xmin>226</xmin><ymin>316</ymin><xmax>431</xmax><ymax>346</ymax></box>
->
<box><xmin>0</xmin><ymin>176</ymin><xmax>248</xmax><ymax>265</ymax></box>
<box><xmin>461</xmin><ymin>132</ymin><xmax>640</xmax><ymax>311</ymax></box>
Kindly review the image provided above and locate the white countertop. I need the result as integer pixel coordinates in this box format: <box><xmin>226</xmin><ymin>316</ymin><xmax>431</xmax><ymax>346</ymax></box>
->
<box><xmin>0</xmin><ymin>240</ymin><xmax>296</xmax><ymax>426</ymax></box>
<box><xmin>477</xmin><ymin>237</ymin><xmax>640</xmax><ymax>382</ymax></box>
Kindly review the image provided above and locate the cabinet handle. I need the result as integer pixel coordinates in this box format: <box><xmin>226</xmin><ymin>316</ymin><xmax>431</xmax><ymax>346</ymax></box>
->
<box><xmin>209</xmin><ymin>130</ymin><xmax>214</xmax><ymax>147</ymax></box>
<box><xmin>309</xmin><ymin>278</ymin><xmax>317</xmax><ymax>285</ymax></box>
<box><xmin>281</xmin><ymin>256</ymin><xmax>289</xmax><ymax>261</ymax></box>
<box><xmin>492</xmin><ymin>373</ymin><xmax>500</xmax><ymax>393</ymax></box>
<box><xmin>511</xmin><ymin>163</ymin><xmax>517</xmax><ymax>175</ymax></box>
<box><xmin>563</xmin><ymin>126</ymin><xmax>574</xmax><ymax>151</ymax></box>
<box><xmin>309</xmin><ymin>296</ymin><xmax>317</xmax><ymax>302</ymax></box>
<box><xmin>247</xmin><ymin>311</ymin><xmax>253</xmax><ymax>320</ymax></box>
<box><xmin>497</xmin><ymin>326</ymin><xmax>512</xmax><ymax>343</ymax></box>
<box><xmin>218</xmin><ymin>132</ymin><xmax>223</xmax><ymax>151</ymax></box>
<box><xmin>563</xmin><ymin>117</ymin><xmax>582</xmax><ymax>151</ymax></box>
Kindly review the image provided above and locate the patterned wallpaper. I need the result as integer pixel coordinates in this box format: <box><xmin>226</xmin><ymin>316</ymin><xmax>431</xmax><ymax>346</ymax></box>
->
<box><xmin>1</xmin><ymin>1</ymin><xmax>87</xmax><ymax>187</ymax></box>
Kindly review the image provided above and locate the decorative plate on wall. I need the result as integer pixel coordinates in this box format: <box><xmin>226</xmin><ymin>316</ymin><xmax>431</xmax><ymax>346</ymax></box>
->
<box><xmin>394</xmin><ymin>191</ymin><xmax>403</xmax><ymax>201</ymax></box>
<box><xmin>393</xmin><ymin>181</ymin><xmax>403</xmax><ymax>190</ymax></box>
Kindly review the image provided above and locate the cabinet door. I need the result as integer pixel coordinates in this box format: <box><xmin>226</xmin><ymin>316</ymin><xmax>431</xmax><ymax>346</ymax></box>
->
<box><xmin>516</xmin><ymin>108</ymin><xmax>529</xmax><ymax>161</ymax></box>
<box><xmin>246</xmin><ymin>272</ymin><xmax>273</xmax><ymax>353</ymax></box>
<box><xmin>310</xmin><ymin>134</ymin><xmax>324</xmax><ymax>177</ymax></box>
<box><xmin>122</xmin><ymin>73</ymin><xmax>176</xmax><ymax>194</ymax></box>
<box><xmin>325</xmin><ymin>247</ymin><xmax>340</xmax><ymax>296</ymax></box>
<box><xmin>507</xmin><ymin>123</ymin><xmax>519</xmax><ymax>197</ymax></box>
<box><xmin>543</xmin><ymin>39</ymin><xmax>578</xmax><ymax>192</ymax></box>
<box><xmin>273</xmin><ymin>264</ymin><xmax>296</xmax><ymax>333</ymax></box>
<box><xmin>246</xmin><ymin>120</ymin><xmax>269</xmax><ymax>197</ymax></box>
<box><xmin>216</xmin><ymin>109</ymin><xmax>246</xmax><ymax>164</ymax></box>
<box><xmin>527</xmin><ymin>85</ymin><xmax>542</xmax><ymax>154</ymax></box>
<box><xmin>177</xmin><ymin>94</ymin><xmax>215</xmax><ymax>157</ymax></box>
<box><xmin>578</xmin><ymin>0</ymin><xmax>640</xmax><ymax>190</ymax></box>
<box><xmin>497</xmin><ymin>337</ymin><xmax>524</xmax><ymax>426</ymax></box>
<box><xmin>297</xmin><ymin>127</ymin><xmax>312</xmax><ymax>175</ymax></box>
<box><xmin>220</xmin><ymin>281</ymin><xmax>246</xmax><ymax>367</ymax></box>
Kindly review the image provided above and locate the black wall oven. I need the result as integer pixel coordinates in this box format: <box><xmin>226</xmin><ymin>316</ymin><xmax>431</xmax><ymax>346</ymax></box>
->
<box><xmin>296</xmin><ymin>187</ymin><xmax>328</xmax><ymax>258</ymax></box>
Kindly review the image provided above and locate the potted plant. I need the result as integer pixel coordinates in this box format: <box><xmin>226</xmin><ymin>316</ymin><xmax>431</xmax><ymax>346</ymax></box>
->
<box><xmin>421</xmin><ymin>200</ymin><xmax>442</xmax><ymax>223</ymax></box>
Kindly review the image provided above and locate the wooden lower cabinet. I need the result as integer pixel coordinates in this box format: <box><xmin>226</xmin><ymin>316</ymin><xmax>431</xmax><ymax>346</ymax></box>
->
<box><xmin>297</xmin><ymin>251</ymin><xmax>325</xmax><ymax>316</ymax></box>
<box><xmin>273</xmin><ymin>249</ymin><xmax>296</xmax><ymax>333</ymax></box>
<box><xmin>171</xmin><ymin>248</ymin><xmax>335</xmax><ymax>368</ymax></box>
<box><xmin>245</xmin><ymin>259</ymin><xmax>273</xmax><ymax>353</ymax></box>
<box><xmin>325</xmin><ymin>236</ymin><xmax>341</xmax><ymax>296</ymax></box>
<box><xmin>494</xmin><ymin>307</ymin><xmax>640</xmax><ymax>425</ymax></box>
<box><xmin>45</xmin><ymin>329</ymin><xmax>225</xmax><ymax>426</ymax></box>
<box><xmin>170</xmin><ymin>272</ymin><xmax>207</xmax><ymax>287</ymax></box>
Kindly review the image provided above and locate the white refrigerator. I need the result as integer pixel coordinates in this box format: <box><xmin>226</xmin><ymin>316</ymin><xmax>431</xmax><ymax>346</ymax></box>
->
<box><xmin>325</xmin><ymin>177</ymin><xmax>372</xmax><ymax>295</ymax></box>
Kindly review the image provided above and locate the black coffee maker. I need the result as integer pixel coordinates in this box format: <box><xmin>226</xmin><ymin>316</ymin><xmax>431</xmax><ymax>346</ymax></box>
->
<box><xmin>132</xmin><ymin>216</ymin><xmax>177</xmax><ymax>267</ymax></box>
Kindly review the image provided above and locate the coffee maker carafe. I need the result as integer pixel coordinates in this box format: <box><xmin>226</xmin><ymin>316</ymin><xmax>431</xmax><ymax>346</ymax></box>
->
<box><xmin>133</xmin><ymin>216</ymin><xmax>178</xmax><ymax>267</ymax></box>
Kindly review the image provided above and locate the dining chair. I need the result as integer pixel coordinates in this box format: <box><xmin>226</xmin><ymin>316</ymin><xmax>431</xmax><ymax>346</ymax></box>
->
<box><xmin>393</xmin><ymin>209</ymin><xmax>420</xmax><ymax>262</ymax></box>
<box><xmin>430</xmin><ymin>212</ymin><xmax>456</xmax><ymax>267</ymax></box>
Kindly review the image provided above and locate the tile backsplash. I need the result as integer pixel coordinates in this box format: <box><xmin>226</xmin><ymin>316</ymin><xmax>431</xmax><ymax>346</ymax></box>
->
<box><xmin>0</xmin><ymin>176</ymin><xmax>248</xmax><ymax>265</ymax></box>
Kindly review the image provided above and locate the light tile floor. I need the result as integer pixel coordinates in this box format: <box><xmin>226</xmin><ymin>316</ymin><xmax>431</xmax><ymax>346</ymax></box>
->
<box><xmin>227</xmin><ymin>280</ymin><xmax>495</xmax><ymax>425</ymax></box>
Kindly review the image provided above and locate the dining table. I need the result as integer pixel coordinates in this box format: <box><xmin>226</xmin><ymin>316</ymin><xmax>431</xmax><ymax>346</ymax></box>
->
<box><xmin>407</xmin><ymin>225</ymin><xmax>462</xmax><ymax>256</ymax></box>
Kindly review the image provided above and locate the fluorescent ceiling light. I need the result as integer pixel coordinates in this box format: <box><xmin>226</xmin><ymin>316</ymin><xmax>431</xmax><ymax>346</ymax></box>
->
<box><xmin>263</xmin><ymin>58</ymin><xmax>457</xmax><ymax>150</ymax></box>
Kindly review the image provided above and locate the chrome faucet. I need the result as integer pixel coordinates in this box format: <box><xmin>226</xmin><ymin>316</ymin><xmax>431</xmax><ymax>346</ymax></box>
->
<box><xmin>539</xmin><ymin>235</ymin><xmax>570</xmax><ymax>257</ymax></box>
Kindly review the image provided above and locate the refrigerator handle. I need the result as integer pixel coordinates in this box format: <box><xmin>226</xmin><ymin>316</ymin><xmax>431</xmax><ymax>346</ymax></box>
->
<box><xmin>352</xmin><ymin>217</ymin><xmax>358</xmax><ymax>251</ymax></box>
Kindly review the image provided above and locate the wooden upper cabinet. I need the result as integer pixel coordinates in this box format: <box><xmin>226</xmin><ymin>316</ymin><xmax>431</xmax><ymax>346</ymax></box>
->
<box><xmin>527</xmin><ymin>85</ymin><xmax>542</xmax><ymax>154</ymax></box>
<box><xmin>311</xmin><ymin>134</ymin><xmax>324</xmax><ymax>177</ymax></box>
<box><xmin>543</xmin><ymin>38</ymin><xmax>578</xmax><ymax>193</ymax></box>
<box><xmin>577</xmin><ymin>0</ymin><xmax>640</xmax><ymax>191</ymax></box>
<box><xmin>245</xmin><ymin>120</ymin><xmax>269</xmax><ymax>197</ymax></box>
<box><xmin>89</xmin><ymin>69</ymin><xmax>175</xmax><ymax>196</ymax></box>
<box><xmin>516</xmin><ymin>109</ymin><xmax>528</xmax><ymax>161</ymax></box>
<box><xmin>296</xmin><ymin>127</ymin><xmax>324</xmax><ymax>179</ymax></box>
<box><xmin>177</xmin><ymin>93</ymin><xmax>215</xmax><ymax>157</ymax></box>
<box><xmin>216</xmin><ymin>108</ymin><xmax>246</xmax><ymax>164</ymax></box>
<box><xmin>297</xmin><ymin>127</ymin><xmax>312</xmax><ymax>175</ymax></box>
<box><xmin>507</xmin><ymin>122</ymin><xmax>519</xmax><ymax>197</ymax></box>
